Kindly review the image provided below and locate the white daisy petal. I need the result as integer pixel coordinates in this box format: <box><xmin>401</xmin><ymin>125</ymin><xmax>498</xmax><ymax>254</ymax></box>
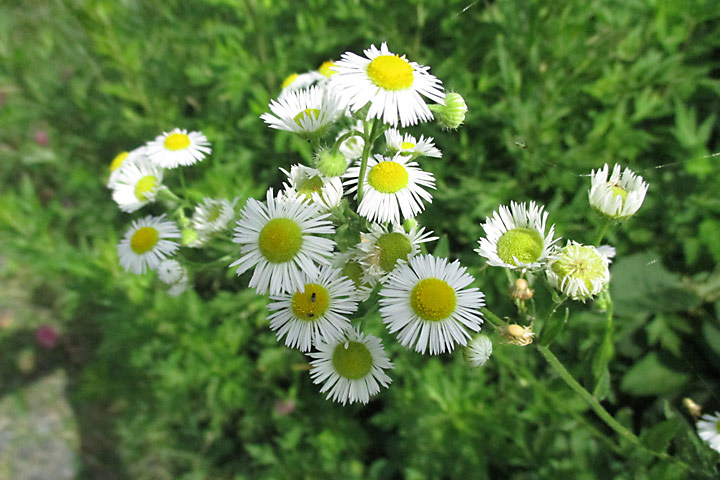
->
<box><xmin>384</xmin><ymin>128</ymin><xmax>441</xmax><ymax>159</ymax></box>
<box><xmin>589</xmin><ymin>164</ymin><xmax>649</xmax><ymax>219</ymax></box>
<box><xmin>117</xmin><ymin>215</ymin><xmax>181</xmax><ymax>274</ymax></box>
<box><xmin>111</xmin><ymin>156</ymin><xmax>164</xmax><ymax>213</ymax></box>
<box><xmin>145</xmin><ymin>128</ymin><xmax>211</xmax><ymax>168</ymax></box>
<box><xmin>697</xmin><ymin>412</ymin><xmax>720</xmax><ymax>454</ymax></box>
<box><xmin>261</xmin><ymin>86</ymin><xmax>343</xmax><ymax>138</ymax></box>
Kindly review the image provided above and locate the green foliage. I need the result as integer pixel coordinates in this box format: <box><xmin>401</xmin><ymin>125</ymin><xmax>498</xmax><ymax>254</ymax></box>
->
<box><xmin>2</xmin><ymin>0</ymin><xmax>720</xmax><ymax>478</ymax></box>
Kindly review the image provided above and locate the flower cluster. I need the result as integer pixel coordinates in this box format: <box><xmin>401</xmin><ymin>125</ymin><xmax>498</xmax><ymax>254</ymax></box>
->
<box><xmin>232</xmin><ymin>43</ymin><xmax>483</xmax><ymax>404</ymax></box>
<box><xmin>109</xmin><ymin>128</ymin><xmax>236</xmax><ymax>296</ymax></box>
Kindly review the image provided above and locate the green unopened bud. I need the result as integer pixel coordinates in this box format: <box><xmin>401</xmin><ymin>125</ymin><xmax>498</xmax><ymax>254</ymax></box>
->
<box><xmin>429</xmin><ymin>92</ymin><xmax>467</xmax><ymax>130</ymax></box>
<box><xmin>181</xmin><ymin>228</ymin><xmax>198</xmax><ymax>246</ymax></box>
<box><xmin>315</xmin><ymin>148</ymin><xmax>348</xmax><ymax>177</ymax></box>
<box><xmin>402</xmin><ymin>218</ymin><xmax>418</xmax><ymax>233</ymax></box>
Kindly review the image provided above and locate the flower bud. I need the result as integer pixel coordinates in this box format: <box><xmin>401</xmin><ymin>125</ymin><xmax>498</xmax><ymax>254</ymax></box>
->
<box><xmin>429</xmin><ymin>92</ymin><xmax>467</xmax><ymax>130</ymax></box>
<box><xmin>402</xmin><ymin>217</ymin><xmax>418</xmax><ymax>233</ymax></box>
<box><xmin>181</xmin><ymin>228</ymin><xmax>198</xmax><ymax>246</ymax></box>
<box><xmin>510</xmin><ymin>278</ymin><xmax>534</xmax><ymax>300</ymax></box>
<box><xmin>464</xmin><ymin>334</ymin><xmax>493</xmax><ymax>367</ymax></box>
<box><xmin>315</xmin><ymin>149</ymin><xmax>348</xmax><ymax>177</ymax></box>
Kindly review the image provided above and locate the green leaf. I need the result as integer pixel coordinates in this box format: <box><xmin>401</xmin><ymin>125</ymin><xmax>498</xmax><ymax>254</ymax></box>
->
<box><xmin>641</xmin><ymin>419</ymin><xmax>682</xmax><ymax>453</ymax></box>
<box><xmin>620</xmin><ymin>352</ymin><xmax>690</xmax><ymax>396</ymax></box>
<box><xmin>433</xmin><ymin>234</ymin><xmax>450</xmax><ymax>259</ymax></box>
<box><xmin>539</xmin><ymin>306</ymin><xmax>569</xmax><ymax>346</ymax></box>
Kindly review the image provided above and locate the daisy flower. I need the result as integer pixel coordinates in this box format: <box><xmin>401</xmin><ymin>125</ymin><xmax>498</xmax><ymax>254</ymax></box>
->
<box><xmin>357</xmin><ymin>222</ymin><xmax>437</xmax><ymax>281</ymax></box>
<box><xmin>118</xmin><ymin>215</ymin><xmax>181</xmax><ymax>274</ymax></box>
<box><xmin>589</xmin><ymin>164</ymin><xmax>649</xmax><ymax>220</ymax></box>
<box><xmin>190</xmin><ymin>197</ymin><xmax>237</xmax><ymax>245</ymax></box>
<box><xmin>280</xmin><ymin>71</ymin><xmax>324</xmax><ymax>93</ymax></box>
<box><xmin>475</xmin><ymin>201</ymin><xmax>559</xmax><ymax>271</ymax></box>
<box><xmin>281</xmin><ymin>164</ymin><xmax>343</xmax><ymax>211</ymax></box>
<box><xmin>317</xmin><ymin>60</ymin><xmax>338</xmax><ymax>79</ymax></box>
<box><xmin>261</xmin><ymin>86</ymin><xmax>343</xmax><ymax>139</ymax></box>
<box><xmin>230</xmin><ymin>189</ymin><xmax>336</xmax><ymax>296</ymax></box>
<box><xmin>464</xmin><ymin>334</ymin><xmax>493</xmax><ymax>367</ymax></box>
<box><xmin>111</xmin><ymin>156</ymin><xmax>164</xmax><ymax>213</ymax></box>
<box><xmin>157</xmin><ymin>259</ymin><xmax>190</xmax><ymax>296</ymax></box>
<box><xmin>345</xmin><ymin>154</ymin><xmax>435</xmax><ymax>224</ymax></box>
<box><xmin>546</xmin><ymin>242</ymin><xmax>610</xmax><ymax>301</ymax></box>
<box><xmin>329</xmin><ymin>42</ymin><xmax>445</xmax><ymax>127</ymax></box>
<box><xmin>308</xmin><ymin>328</ymin><xmax>393</xmax><ymax>405</ymax></box>
<box><xmin>697</xmin><ymin>412</ymin><xmax>720</xmax><ymax>453</ymax></box>
<box><xmin>145</xmin><ymin>128</ymin><xmax>211</xmax><ymax>168</ymax></box>
<box><xmin>336</xmin><ymin>121</ymin><xmax>366</xmax><ymax>161</ymax></box>
<box><xmin>107</xmin><ymin>146</ymin><xmax>147</xmax><ymax>188</ymax></box>
<box><xmin>379</xmin><ymin>254</ymin><xmax>485</xmax><ymax>355</ymax></box>
<box><xmin>267</xmin><ymin>266</ymin><xmax>357</xmax><ymax>351</ymax></box>
<box><xmin>384</xmin><ymin>128</ymin><xmax>441</xmax><ymax>159</ymax></box>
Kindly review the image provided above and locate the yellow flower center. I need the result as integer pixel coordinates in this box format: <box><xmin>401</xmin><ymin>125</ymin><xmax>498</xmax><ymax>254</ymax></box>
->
<box><xmin>551</xmin><ymin>245</ymin><xmax>606</xmax><ymax>291</ymax></box>
<box><xmin>318</xmin><ymin>61</ymin><xmax>336</xmax><ymax>77</ymax></box>
<box><xmin>367</xmin><ymin>54</ymin><xmax>414</xmax><ymax>91</ymax></box>
<box><xmin>293</xmin><ymin>108</ymin><xmax>321</xmax><ymax>127</ymax></box>
<box><xmin>332</xmin><ymin>341</ymin><xmax>373</xmax><ymax>380</ymax></box>
<box><xmin>401</xmin><ymin>141</ymin><xmax>416</xmax><ymax>151</ymax></box>
<box><xmin>130</xmin><ymin>227</ymin><xmax>159</xmax><ymax>254</ymax></box>
<box><xmin>258</xmin><ymin>218</ymin><xmax>303</xmax><ymax>263</ymax></box>
<box><xmin>291</xmin><ymin>283</ymin><xmax>330</xmax><ymax>320</ymax></box>
<box><xmin>110</xmin><ymin>151</ymin><xmax>129</xmax><ymax>171</ymax></box>
<box><xmin>377</xmin><ymin>232</ymin><xmax>412</xmax><ymax>272</ymax></box>
<box><xmin>134</xmin><ymin>175</ymin><xmax>157</xmax><ymax>201</ymax></box>
<box><xmin>410</xmin><ymin>278</ymin><xmax>456</xmax><ymax>321</ymax></box>
<box><xmin>497</xmin><ymin>228</ymin><xmax>544</xmax><ymax>266</ymax></box>
<box><xmin>281</xmin><ymin>73</ymin><xmax>299</xmax><ymax>89</ymax></box>
<box><xmin>164</xmin><ymin>133</ymin><xmax>191</xmax><ymax>151</ymax></box>
<box><xmin>341</xmin><ymin>261</ymin><xmax>364</xmax><ymax>288</ymax></box>
<box><xmin>610</xmin><ymin>185</ymin><xmax>628</xmax><ymax>205</ymax></box>
<box><xmin>297</xmin><ymin>175</ymin><xmax>325</xmax><ymax>196</ymax></box>
<box><xmin>367</xmin><ymin>161</ymin><xmax>409</xmax><ymax>193</ymax></box>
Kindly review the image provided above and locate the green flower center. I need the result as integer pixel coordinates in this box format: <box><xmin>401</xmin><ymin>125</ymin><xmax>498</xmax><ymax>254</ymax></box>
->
<box><xmin>497</xmin><ymin>228</ymin><xmax>544</xmax><ymax>266</ymax></box>
<box><xmin>134</xmin><ymin>175</ymin><xmax>157</xmax><ymax>201</ymax></box>
<box><xmin>332</xmin><ymin>341</ymin><xmax>373</xmax><ymax>379</ymax></box>
<box><xmin>130</xmin><ymin>227</ymin><xmax>159</xmax><ymax>254</ymax></box>
<box><xmin>164</xmin><ymin>133</ymin><xmax>191</xmax><ymax>151</ymax></box>
<box><xmin>258</xmin><ymin>218</ymin><xmax>303</xmax><ymax>263</ymax></box>
<box><xmin>716</xmin><ymin>420</ymin><xmax>720</xmax><ymax>434</ymax></box>
<box><xmin>377</xmin><ymin>232</ymin><xmax>412</xmax><ymax>272</ymax></box>
<box><xmin>110</xmin><ymin>151</ymin><xmax>129</xmax><ymax>171</ymax></box>
<box><xmin>297</xmin><ymin>175</ymin><xmax>325</xmax><ymax>196</ymax></box>
<box><xmin>291</xmin><ymin>283</ymin><xmax>330</xmax><ymax>320</ymax></box>
<box><xmin>551</xmin><ymin>245</ymin><xmax>606</xmax><ymax>291</ymax></box>
<box><xmin>410</xmin><ymin>278</ymin><xmax>456</xmax><ymax>321</ymax></box>
<box><xmin>610</xmin><ymin>185</ymin><xmax>628</xmax><ymax>205</ymax></box>
<box><xmin>367</xmin><ymin>54</ymin><xmax>414</xmax><ymax>91</ymax></box>
<box><xmin>367</xmin><ymin>161</ymin><xmax>409</xmax><ymax>193</ymax></box>
<box><xmin>207</xmin><ymin>204</ymin><xmax>224</xmax><ymax>223</ymax></box>
<box><xmin>341</xmin><ymin>261</ymin><xmax>365</xmax><ymax>289</ymax></box>
<box><xmin>293</xmin><ymin>108</ymin><xmax>321</xmax><ymax>127</ymax></box>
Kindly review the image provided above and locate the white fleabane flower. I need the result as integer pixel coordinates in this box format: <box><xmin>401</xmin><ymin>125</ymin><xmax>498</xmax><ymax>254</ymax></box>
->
<box><xmin>465</xmin><ymin>334</ymin><xmax>493</xmax><ymax>367</ymax></box>
<box><xmin>384</xmin><ymin>128</ymin><xmax>441</xmax><ymax>159</ymax></box>
<box><xmin>589</xmin><ymin>164</ymin><xmax>649</xmax><ymax>220</ymax></box>
<box><xmin>546</xmin><ymin>242</ymin><xmax>610</xmax><ymax>301</ymax></box>
<box><xmin>111</xmin><ymin>156</ymin><xmax>164</xmax><ymax>213</ymax></box>
<box><xmin>118</xmin><ymin>215</ymin><xmax>180</xmax><ymax>274</ymax></box>
<box><xmin>697</xmin><ymin>412</ymin><xmax>720</xmax><ymax>453</ymax></box>
<box><xmin>230</xmin><ymin>189</ymin><xmax>336</xmax><ymax>296</ymax></box>
<box><xmin>379</xmin><ymin>254</ymin><xmax>485</xmax><ymax>355</ymax></box>
<box><xmin>475</xmin><ymin>201</ymin><xmax>559</xmax><ymax>271</ymax></box>
<box><xmin>337</xmin><ymin>121</ymin><xmax>366</xmax><ymax>161</ymax></box>
<box><xmin>345</xmin><ymin>154</ymin><xmax>435</xmax><ymax>224</ymax></box>
<box><xmin>280</xmin><ymin>71</ymin><xmax>324</xmax><ymax>93</ymax></box>
<box><xmin>145</xmin><ymin>128</ymin><xmax>211</xmax><ymax>168</ymax></box>
<box><xmin>107</xmin><ymin>146</ymin><xmax>147</xmax><ymax>188</ymax></box>
<box><xmin>261</xmin><ymin>86</ymin><xmax>343</xmax><ymax>139</ymax></box>
<box><xmin>357</xmin><ymin>223</ymin><xmax>437</xmax><ymax>282</ymax></box>
<box><xmin>190</xmin><ymin>198</ymin><xmax>237</xmax><ymax>245</ymax></box>
<box><xmin>267</xmin><ymin>266</ymin><xmax>357</xmax><ymax>352</ymax></box>
<box><xmin>308</xmin><ymin>328</ymin><xmax>393</xmax><ymax>405</ymax></box>
<box><xmin>329</xmin><ymin>42</ymin><xmax>445</xmax><ymax>127</ymax></box>
<box><xmin>281</xmin><ymin>165</ymin><xmax>343</xmax><ymax>212</ymax></box>
<box><xmin>157</xmin><ymin>259</ymin><xmax>189</xmax><ymax>296</ymax></box>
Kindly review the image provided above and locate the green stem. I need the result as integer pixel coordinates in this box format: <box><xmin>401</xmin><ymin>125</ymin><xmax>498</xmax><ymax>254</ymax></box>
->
<box><xmin>481</xmin><ymin>307</ymin><xmax>504</xmax><ymax>328</ymax></box>
<box><xmin>356</xmin><ymin>119</ymin><xmax>382</xmax><ymax>202</ymax></box>
<box><xmin>331</xmin><ymin>130</ymin><xmax>360</xmax><ymax>156</ymax></box>
<box><xmin>593</xmin><ymin>220</ymin><xmax>611</xmax><ymax>246</ymax></box>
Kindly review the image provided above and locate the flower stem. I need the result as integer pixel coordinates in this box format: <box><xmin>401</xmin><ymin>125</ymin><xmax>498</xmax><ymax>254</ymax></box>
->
<box><xmin>357</xmin><ymin>119</ymin><xmax>382</xmax><ymax>202</ymax></box>
<box><xmin>593</xmin><ymin>220</ymin><xmax>611</xmax><ymax>246</ymax></box>
<box><xmin>481</xmin><ymin>307</ymin><xmax>504</xmax><ymax>328</ymax></box>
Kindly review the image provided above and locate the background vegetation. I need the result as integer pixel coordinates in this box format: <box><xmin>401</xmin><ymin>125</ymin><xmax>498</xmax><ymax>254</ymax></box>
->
<box><xmin>1</xmin><ymin>0</ymin><xmax>719</xmax><ymax>478</ymax></box>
